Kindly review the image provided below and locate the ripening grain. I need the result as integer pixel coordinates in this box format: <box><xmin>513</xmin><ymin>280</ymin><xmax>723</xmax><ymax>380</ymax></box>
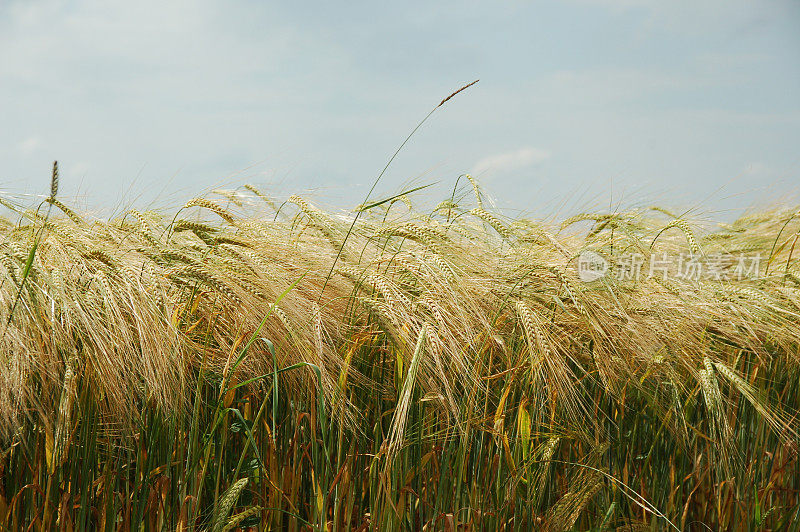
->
<box><xmin>0</xmin><ymin>183</ymin><xmax>799</xmax><ymax>530</ymax></box>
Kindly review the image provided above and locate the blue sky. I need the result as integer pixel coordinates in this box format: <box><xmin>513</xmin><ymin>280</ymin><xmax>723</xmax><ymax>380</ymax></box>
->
<box><xmin>1</xmin><ymin>1</ymin><xmax>798</xmax><ymax>216</ymax></box>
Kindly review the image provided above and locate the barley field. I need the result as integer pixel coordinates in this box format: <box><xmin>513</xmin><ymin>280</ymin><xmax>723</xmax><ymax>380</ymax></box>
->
<box><xmin>0</xmin><ymin>169</ymin><xmax>799</xmax><ymax>530</ymax></box>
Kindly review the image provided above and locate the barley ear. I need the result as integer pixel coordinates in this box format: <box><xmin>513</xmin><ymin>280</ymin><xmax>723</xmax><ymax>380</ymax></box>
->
<box><xmin>45</xmin><ymin>198</ymin><xmax>82</xmax><ymax>225</ymax></box>
<box><xmin>386</xmin><ymin>324</ymin><xmax>427</xmax><ymax>456</ymax></box>
<box><xmin>467</xmin><ymin>174</ymin><xmax>484</xmax><ymax>209</ymax></box>
<box><xmin>185</xmin><ymin>198</ymin><xmax>236</xmax><ymax>225</ymax></box>
<box><xmin>213</xmin><ymin>478</ymin><xmax>249</xmax><ymax>532</ymax></box>
<box><xmin>50</xmin><ymin>361</ymin><xmax>76</xmax><ymax>474</ymax></box>
<box><xmin>50</xmin><ymin>161</ymin><xmax>59</xmax><ymax>200</ymax></box>
<box><xmin>221</xmin><ymin>506</ymin><xmax>262</xmax><ymax>532</ymax></box>
<box><xmin>469</xmin><ymin>207</ymin><xmax>511</xmax><ymax>239</ymax></box>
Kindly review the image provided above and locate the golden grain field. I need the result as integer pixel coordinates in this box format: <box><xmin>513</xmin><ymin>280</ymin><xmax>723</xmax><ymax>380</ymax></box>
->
<box><xmin>0</xmin><ymin>167</ymin><xmax>799</xmax><ymax>530</ymax></box>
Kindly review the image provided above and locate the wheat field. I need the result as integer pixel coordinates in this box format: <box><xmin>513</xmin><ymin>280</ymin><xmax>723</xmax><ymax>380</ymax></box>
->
<box><xmin>0</xmin><ymin>170</ymin><xmax>799</xmax><ymax>530</ymax></box>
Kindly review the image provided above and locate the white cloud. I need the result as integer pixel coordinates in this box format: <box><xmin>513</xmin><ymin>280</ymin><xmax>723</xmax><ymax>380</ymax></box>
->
<box><xmin>17</xmin><ymin>137</ymin><xmax>40</xmax><ymax>156</ymax></box>
<box><xmin>473</xmin><ymin>147</ymin><xmax>550</xmax><ymax>177</ymax></box>
<box><xmin>741</xmin><ymin>162</ymin><xmax>771</xmax><ymax>177</ymax></box>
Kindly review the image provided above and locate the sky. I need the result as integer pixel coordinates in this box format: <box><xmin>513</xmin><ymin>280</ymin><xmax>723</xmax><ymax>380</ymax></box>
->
<box><xmin>1</xmin><ymin>0</ymin><xmax>799</xmax><ymax>217</ymax></box>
